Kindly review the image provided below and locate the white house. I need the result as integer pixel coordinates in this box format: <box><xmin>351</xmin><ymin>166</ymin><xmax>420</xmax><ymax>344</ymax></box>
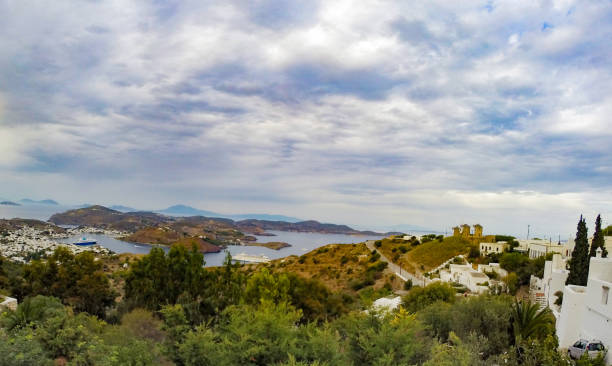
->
<box><xmin>479</xmin><ymin>241</ymin><xmax>508</xmax><ymax>255</ymax></box>
<box><xmin>529</xmin><ymin>254</ymin><xmax>569</xmax><ymax>311</ymax></box>
<box><xmin>372</xmin><ymin>296</ymin><xmax>402</xmax><ymax>313</ymax></box>
<box><xmin>440</xmin><ymin>264</ymin><xmax>490</xmax><ymax>294</ymax></box>
<box><xmin>563</xmin><ymin>236</ymin><xmax>612</xmax><ymax>259</ymax></box>
<box><xmin>0</xmin><ymin>296</ymin><xmax>18</xmax><ymax>311</ymax></box>
<box><xmin>519</xmin><ymin>239</ymin><xmax>565</xmax><ymax>259</ymax></box>
<box><xmin>477</xmin><ymin>262</ymin><xmax>508</xmax><ymax>279</ymax></box>
<box><xmin>556</xmin><ymin>249</ymin><xmax>612</xmax><ymax>365</ymax></box>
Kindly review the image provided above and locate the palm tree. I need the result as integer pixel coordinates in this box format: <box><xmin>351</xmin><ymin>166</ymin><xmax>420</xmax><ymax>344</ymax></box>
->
<box><xmin>511</xmin><ymin>299</ymin><xmax>555</xmax><ymax>344</ymax></box>
<box><xmin>1</xmin><ymin>295</ymin><xmax>65</xmax><ymax>330</ymax></box>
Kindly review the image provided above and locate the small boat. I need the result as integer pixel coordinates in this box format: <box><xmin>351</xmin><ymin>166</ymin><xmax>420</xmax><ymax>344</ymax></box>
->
<box><xmin>73</xmin><ymin>237</ymin><xmax>97</xmax><ymax>246</ymax></box>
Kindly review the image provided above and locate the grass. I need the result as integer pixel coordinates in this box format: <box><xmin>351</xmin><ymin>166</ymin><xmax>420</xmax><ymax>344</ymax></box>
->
<box><xmin>251</xmin><ymin>243</ymin><xmax>405</xmax><ymax>294</ymax></box>
<box><xmin>378</xmin><ymin>236</ymin><xmax>475</xmax><ymax>274</ymax></box>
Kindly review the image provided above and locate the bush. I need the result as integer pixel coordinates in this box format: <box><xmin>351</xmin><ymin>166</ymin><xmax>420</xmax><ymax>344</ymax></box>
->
<box><xmin>402</xmin><ymin>282</ymin><xmax>456</xmax><ymax>313</ymax></box>
<box><xmin>399</xmin><ymin>245</ymin><xmax>408</xmax><ymax>253</ymax></box>
<box><xmin>404</xmin><ymin>279</ymin><xmax>413</xmax><ymax>290</ymax></box>
<box><xmin>374</xmin><ymin>241</ymin><xmax>382</xmax><ymax>248</ymax></box>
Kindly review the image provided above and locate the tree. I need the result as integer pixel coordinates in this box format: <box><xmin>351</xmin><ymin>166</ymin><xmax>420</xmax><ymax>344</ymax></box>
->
<box><xmin>0</xmin><ymin>295</ymin><xmax>65</xmax><ymax>330</ymax></box>
<box><xmin>402</xmin><ymin>282</ymin><xmax>455</xmax><ymax>313</ymax></box>
<box><xmin>510</xmin><ymin>300</ymin><xmax>555</xmax><ymax>344</ymax></box>
<box><xmin>590</xmin><ymin>214</ymin><xmax>608</xmax><ymax>258</ymax></box>
<box><xmin>124</xmin><ymin>244</ymin><xmax>207</xmax><ymax>313</ymax></box>
<box><xmin>567</xmin><ymin>216</ymin><xmax>590</xmax><ymax>286</ymax></box>
<box><xmin>503</xmin><ymin>272</ymin><xmax>519</xmax><ymax>295</ymax></box>
<box><xmin>20</xmin><ymin>248</ymin><xmax>116</xmax><ymax>318</ymax></box>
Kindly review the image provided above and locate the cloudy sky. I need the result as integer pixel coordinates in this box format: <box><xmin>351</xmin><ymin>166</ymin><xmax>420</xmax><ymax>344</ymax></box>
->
<box><xmin>1</xmin><ymin>0</ymin><xmax>611</xmax><ymax>236</ymax></box>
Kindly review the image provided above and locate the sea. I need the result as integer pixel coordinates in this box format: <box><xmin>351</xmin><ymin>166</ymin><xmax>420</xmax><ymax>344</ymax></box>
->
<box><xmin>0</xmin><ymin>204</ymin><xmax>384</xmax><ymax>267</ymax></box>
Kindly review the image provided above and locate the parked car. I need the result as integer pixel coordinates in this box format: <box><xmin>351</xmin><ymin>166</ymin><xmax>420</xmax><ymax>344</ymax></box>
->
<box><xmin>567</xmin><ymin>339</ymin><xmax>606</xmax><ymax>360</ymax></box>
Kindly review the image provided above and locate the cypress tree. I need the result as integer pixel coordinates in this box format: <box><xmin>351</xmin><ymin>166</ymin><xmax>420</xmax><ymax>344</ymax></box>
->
<box><xmin>566</xmin><ymin>216</ymin><xmax>589</xmax><ymax>286</ymax></box>
<box><xmin>589</xmin><ymin>214</ymin><xmax>608</xmax><ymax>258</ymax></box>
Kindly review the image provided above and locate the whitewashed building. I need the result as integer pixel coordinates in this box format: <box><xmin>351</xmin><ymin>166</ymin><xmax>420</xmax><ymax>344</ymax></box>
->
<box><xmin>519</xmin><ymin>239</ymin><xmax>565</xmax><ymax>259</ymax></box>
<box><xmin>372</xmin><ymin>296</ymin><xmax>402</xmax><ymax>313</ymax></box>
<box><xmin>440</xmin><ymin>264</ymin><xmax>490</xmax><ymax>294</ymax></box>
<box><xmin>479</xmin><ymin>241</ymin><xmax>508</xmax><ymax>255</ymax></box>
<box><xmin>0</xmin><ymin>296</ymin><xmax>18</xmax><ymax>311</ymax></box>
<box><xmin>556</xmin><ymin>249</ymin><xmax>612</xmax><ymax>365</ymax></box>
<box><xmin>477</xmin><ymin>263</ymin><xmax>508</xmax><ymax>279</ymax></box>
<box><xmin>563</xmin><ymin>236</ymin><xmax>612</xmax><ymax>259</ymax></box>
<box><xmin>529</xmin><ymin>254</ymin><xmax>568</xmax><ymax>310</ymax></box>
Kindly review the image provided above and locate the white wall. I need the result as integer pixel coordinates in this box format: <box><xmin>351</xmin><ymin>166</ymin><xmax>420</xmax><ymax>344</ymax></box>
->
<box><xmin>556</xmin><ymin>256</ymin><xmax>612</xmax><ymax>365</ymax></box>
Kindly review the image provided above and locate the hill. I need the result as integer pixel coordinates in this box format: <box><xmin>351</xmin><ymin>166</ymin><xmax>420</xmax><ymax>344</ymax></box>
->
<box><xmin>109</xmin><ymin>205</ymin><xmax>138</xmax><ymax>212</ymax></box>
<box><xmin>157</xmin><ymin>204</ymin><xmax>221</xmax><ymax>217</ymax></box>
<box><xmin>261</xmin><ymin>243</ymin><xmax>404</xmax><ymax>294</ymax></box>
<box><xmin>0</xmin><ymin>201</ymin><xmax>20</xmax><ymax>206</ymax></box>
<box><xmin>49</xmin><ymin>205</ymin><xmax>383</xmax><ymax>236</ymax></box>
<box><xmin>0</xmin><ymin>218</ymin><xmax>66</xmax><ymax>233</ymax></box>
<box><xmin>49</xmin><ymin>205</ymin><xmax>169</xmax><ymax>231</ymax></box>
<box><xmin>20</xmin><ymin>198</ymin><xmax>59</xmax><ymax>205</ymax></box>
<box><xmin>236</xmin><ymin>219</ymin><xmax>384</xmax><ymax>235</ymax></box>
<box><xmin>121</xmin><ymin>216</ymin><xmax>244</xmax><ymax>249</ymax></box>
<box><xmin>230</xmin><ymin>213</ymin><xmax>301</xmax><ymax>222</ymax></box>
<box><xmin>377</xmin><ymin>235</ymin><xmax>476</xmax><ymax>274</ymax></box>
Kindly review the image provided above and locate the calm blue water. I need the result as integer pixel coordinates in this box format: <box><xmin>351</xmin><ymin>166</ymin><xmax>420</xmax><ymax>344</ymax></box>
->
<box><xmin>0</xmin><ymin>205</ymin><xmax>384</xmax><ymax>267</ymax></box>
<box><xmin>59</xmin><ymin>230</ymin><xmax>384</xmax><ymax>267</ymax></box>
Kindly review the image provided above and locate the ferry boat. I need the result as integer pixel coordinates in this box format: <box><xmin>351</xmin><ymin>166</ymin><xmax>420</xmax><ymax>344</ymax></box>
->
<box><xmin>73</xmin><ymin>237</ymin><xmax>97</xmax><ymax>246</ymax></box>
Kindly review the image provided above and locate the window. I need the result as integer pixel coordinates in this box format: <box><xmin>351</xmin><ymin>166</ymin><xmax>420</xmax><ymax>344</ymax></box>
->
<box><xmin>603</xmin><ymin>286</ymin><xmax>609</xmax><ymax>305</ymax></box>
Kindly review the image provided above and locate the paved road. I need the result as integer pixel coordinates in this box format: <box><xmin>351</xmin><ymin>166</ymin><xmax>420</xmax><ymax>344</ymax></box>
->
<box><xmin>365</xmin><ymin>240</ymin><xmax>428</xmax><ymax>286</ymax></box>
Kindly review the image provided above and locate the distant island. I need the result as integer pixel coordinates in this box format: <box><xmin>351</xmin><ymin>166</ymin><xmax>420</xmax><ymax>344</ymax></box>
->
<box><xmin>0</xmin><ymin>201</ymin><xmax>20</xmax><ymax>206</ymax></box>
<box><xmin>49</xmin><ymin>205</ymin><xmax>389</xmax><ymax>236</ymax></box>
<box><xmin>157</xmin><ymin>204</ymin><xmax>301</xmax><ymax>222</ymax></box>
<box><xmin>20</xmin><ymin>198</ymin><xmax>59</xmax><ymax>205</ymax></box>
<box><xmin>109</xmin><ymin>205</ymin><xmax>138</xmax><ymax>212</ymax></box>
<box><xmin>247</xmin><ymin>241</ymin><xmax>291</xmax><ymax>250</ymax></box>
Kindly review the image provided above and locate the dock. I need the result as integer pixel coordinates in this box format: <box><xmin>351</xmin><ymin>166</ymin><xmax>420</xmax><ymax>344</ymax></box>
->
<box><xmin>232</xmin><ymin>253</ymin><xmax>271</xmax><ymax>264</ymax></box>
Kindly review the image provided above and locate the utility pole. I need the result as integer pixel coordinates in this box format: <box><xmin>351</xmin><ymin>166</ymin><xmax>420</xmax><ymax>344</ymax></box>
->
<box><xmin>527</xmin><ymin>225</ymin><xmax>530</xmax><ymax>240</ymax></box>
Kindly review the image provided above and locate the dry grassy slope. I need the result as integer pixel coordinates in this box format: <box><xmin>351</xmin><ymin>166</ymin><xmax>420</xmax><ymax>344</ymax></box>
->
<box><xmin>123</xmin><ymin>227</ymin><xmax>182</xmax><ymax>245</ymax></box>
<box><xmin>379</xmin><ymin>236</ymin><xmax>476</xmax><ymax>273</ymax></box>
<box><xmin>262</xmin><ymin>243</ymin><xmax>405</xmax><ymax>293</ymax></box>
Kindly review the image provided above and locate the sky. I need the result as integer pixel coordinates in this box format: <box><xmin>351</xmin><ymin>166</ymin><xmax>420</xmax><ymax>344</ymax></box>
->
<box><xmin>1</xmin><ymin>0</ymin><xmax>611</xmax><ymax>237</ymax></box>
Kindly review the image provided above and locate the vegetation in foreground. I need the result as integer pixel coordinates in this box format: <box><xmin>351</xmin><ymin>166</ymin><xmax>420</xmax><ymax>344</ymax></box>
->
<box><xmin>0</xmin><ymin>239</ymin><xmax>607</xmax><ymax>365</ymax></box>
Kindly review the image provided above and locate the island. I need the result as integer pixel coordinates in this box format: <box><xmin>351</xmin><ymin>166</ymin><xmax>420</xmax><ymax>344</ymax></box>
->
<box><xmin>246</xmin><ymin>241</ymin><xmax>291</xmax><ymax>250</ymax></box>
<box><xmin>0</xmin><ymin>201</ymin><xmax>20</xmax><ymax>206</ymax></box>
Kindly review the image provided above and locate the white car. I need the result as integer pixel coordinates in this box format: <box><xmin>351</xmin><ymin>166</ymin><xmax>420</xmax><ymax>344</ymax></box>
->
<box><xmin>567</xmin><ymin>339</ymin><xmax>606</xmax><ymax>360</ymax></box>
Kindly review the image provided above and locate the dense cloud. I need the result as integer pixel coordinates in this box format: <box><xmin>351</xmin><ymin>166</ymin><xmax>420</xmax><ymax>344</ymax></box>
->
<box><xmin>0</xmin><ymin>0</ymin><xmax>611</xmax><ymax>236</ymax></box>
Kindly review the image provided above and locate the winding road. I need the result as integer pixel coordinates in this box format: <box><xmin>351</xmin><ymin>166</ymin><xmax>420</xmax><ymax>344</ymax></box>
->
<box><xmin>365</xmin><ymin>240</ymin><xmax>429</xmax><ymax>286</ymax></box>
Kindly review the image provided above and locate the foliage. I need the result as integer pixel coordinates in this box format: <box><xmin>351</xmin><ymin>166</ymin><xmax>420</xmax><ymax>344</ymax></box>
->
<box><xmin>20</xmin><ymin>247</ymin><xmax>116</xmax><ymax>317</ymax></box>
<box><xmin>245</xmin><ymin>268</ymin><xmax>347</xmax><ymax>323</ymax></box>
<box><xmin>0</xmin><ymin>327</ymin><xmax>53</xmax><ymax>366</ymax></box>
<box><xmin>510</xmin><ymin>300</ymin><xmax>555</xmax><ymax>344</ymax></box>
<box><xmin>503</xmin><ymin>272</ymin><xmax>519</xmax><ymax>295</ymax></box>
<box><xmin>422</xmin><ymin>332</ymin><xmax>483</xmax><ymax>366</ymax></box>
<box><xmin>124</xmin><ymin>245</ymin><xmax>208</xmax><ymax>316</ymax></box>
<box><xmin>402</xmin><ymin>282</ymin><xmax>455</xmax><ymax>313</ymax></box>
<box><xmin>419</xmin><ymin>295</ymin><xmax>513</xmax><ymax>358</ymax></box>
<box><xmin>499</xmin><ymin>252</ymin><xmax>548</xmax><ymax>286</ymax></box>
<box><xmin>1</xmin><ymin>295</ymin><xmax>65</xmax><ymax>330</ymax></box>
<box><xmin>554</xmin><ymin>290</ymin><xmax>563</xmax><ymax>306</ymax></box>
<box><xmin>334</xmin><ymin>309</ymin><xmax>430</xmax><ymax>365</ymax></box>
<box><xmin>567</xmin><ymin>216</ymin><xmax>590</xmax><ymax>286</ymax></box>
<box><xmin>404</xmin><ymin>279</ymin><xmax>413</xmax><ymax>290</ymax></box>
<box><xmin>590</xmin><ymin>214</ymin><xmax>608</xmax><ymax>258</ymax></box>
